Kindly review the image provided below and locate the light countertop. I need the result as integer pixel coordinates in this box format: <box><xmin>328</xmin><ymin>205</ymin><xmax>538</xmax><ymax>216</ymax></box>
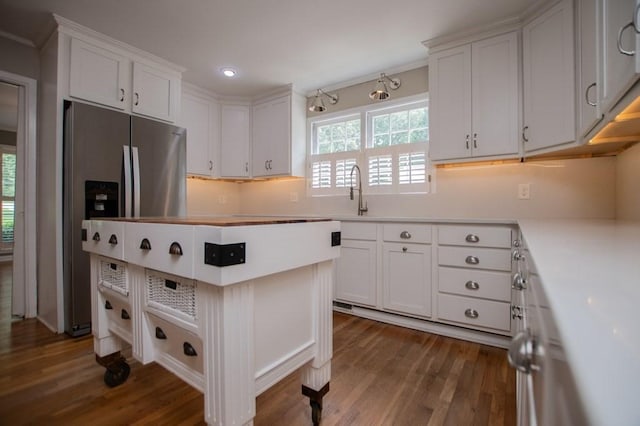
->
<box><xmin>518</xmin><ymin>219</ymin><xmax>640</xmax><ymax>426</ymax></box>
<box><xmin>331</xmin><ymin>216</ymin><xmax>518</xmax><ymax>225</ymax></box>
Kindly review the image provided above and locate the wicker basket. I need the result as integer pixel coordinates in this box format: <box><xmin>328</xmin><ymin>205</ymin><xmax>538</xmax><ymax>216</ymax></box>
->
<box><xmin>146</xmin><ymin>270</ymin><xmax>197</xmax><ymax>323</ymax></box>
<box><xmin>99</xmin><ymin>259</ymin><xmax>128</xmax><ymax>296</ymax></box>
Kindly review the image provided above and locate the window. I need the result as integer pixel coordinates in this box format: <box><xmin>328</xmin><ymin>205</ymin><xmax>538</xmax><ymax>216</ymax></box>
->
<box><xmin>308</xmin><ymin>94</ymin><xmax>430</xmax><ymax>196</ymax></box>
<box><xmin>0</xmin><ymin>145</ymin><xmax>15</xmax><ymax>251</ymax></box>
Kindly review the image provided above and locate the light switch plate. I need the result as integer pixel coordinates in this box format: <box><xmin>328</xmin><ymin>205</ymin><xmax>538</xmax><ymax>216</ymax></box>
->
<box><xmin>518</xmin><ymin>183</ymin><xmax>531</xmax><ymax>200</ymax></box>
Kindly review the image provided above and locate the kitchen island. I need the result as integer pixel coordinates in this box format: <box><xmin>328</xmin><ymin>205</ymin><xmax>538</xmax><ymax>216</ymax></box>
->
<box><xmin>81</xmin><ymin>216</ymin><xmax>341</xmax><ymax>426</ymax></box>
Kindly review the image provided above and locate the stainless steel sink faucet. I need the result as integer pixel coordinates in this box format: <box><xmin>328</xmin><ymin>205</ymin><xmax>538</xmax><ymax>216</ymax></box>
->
<box><xmin>349</xmin><ymin>164</ymin><xmax>368</xmax><ymax>216</ymax></box>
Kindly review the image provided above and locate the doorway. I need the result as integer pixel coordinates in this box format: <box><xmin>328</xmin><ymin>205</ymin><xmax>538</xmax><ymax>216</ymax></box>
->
<box><xmin>0</xmin><ymin>70</ymin><xmax>37</xmax><ymax>321</ymax></box>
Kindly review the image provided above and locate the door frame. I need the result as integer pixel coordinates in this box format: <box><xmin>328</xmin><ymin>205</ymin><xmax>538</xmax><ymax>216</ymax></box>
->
<box><xmin>0</xmin><ymin>69</ymin><xmax>37</xmax><ymax>318</ymax></box>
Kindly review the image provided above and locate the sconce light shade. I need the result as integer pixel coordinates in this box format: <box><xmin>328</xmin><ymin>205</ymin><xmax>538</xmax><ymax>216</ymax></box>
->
<box><xmin>369</xmin><ymin>73</ymin><xmax>401</xmax><ymax>100</ymax></box>
<box><xmin>309</xmin><ymin>89</ymin><xmax>339</xmax><ymax>112</ymax></box>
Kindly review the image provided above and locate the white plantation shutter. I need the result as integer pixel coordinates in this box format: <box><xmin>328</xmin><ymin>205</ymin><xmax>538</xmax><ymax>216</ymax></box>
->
<box><xmin>335</xmin><ymin>159</ymin><xmax>357</xmax><ymax>188</ymax></box>
<box><xmin>368</xmin><ymin>155</ymin><xmax>393</xmax><ymax>186</ymax></box>
<box><xmin>399</xmin><ymin>152</ymin><xmax>426</xmax><ymax>184</ymax></box>
<box><xmin>0</xmin><ymin>148</ymin><xmax>15</xmax><ymax>249</ymax></box>
<box><xmin>311</xmin><ymin>160</ymin><xmax>331</xmax><ymax>188</ymax></box>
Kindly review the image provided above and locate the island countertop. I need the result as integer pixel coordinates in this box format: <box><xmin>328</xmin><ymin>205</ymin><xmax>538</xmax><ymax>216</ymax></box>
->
<box><xmin>95</xmin><ymin>216</ymin><xmax>332</xmax><ymax>226</ymax></box>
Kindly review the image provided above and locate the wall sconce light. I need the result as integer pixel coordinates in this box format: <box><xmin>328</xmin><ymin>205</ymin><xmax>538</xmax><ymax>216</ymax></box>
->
<box><xmin>369</xmin><ymin>73</ymin><xmax>401</xmax><ymax>100</ymax></box>
<box><xmin>309</xmin><ymin>89</ymin><xmax>339</xmax><ymax>112</ymax></box>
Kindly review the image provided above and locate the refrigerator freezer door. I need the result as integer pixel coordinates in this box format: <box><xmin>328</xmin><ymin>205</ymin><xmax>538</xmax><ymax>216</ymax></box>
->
<box><xmin>131</xmin><ymin>117</ymin><xmax>186</xmax><ymax>217</ymax></box>
<box><xmin>63</xmin><ymin>101</ymin><xmax>129</xmax><ymax>336</ymax></box>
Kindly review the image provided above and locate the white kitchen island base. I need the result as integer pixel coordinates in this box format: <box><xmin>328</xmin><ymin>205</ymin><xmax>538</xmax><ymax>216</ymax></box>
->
<box><xmin>82</xmin><ymin>217</ymin><xmax>341</xmax><ymax>426</ymax></box>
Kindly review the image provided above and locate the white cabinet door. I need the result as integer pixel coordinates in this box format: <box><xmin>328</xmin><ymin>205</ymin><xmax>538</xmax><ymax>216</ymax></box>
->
<box><xmin>429</xmin><ymin>44</ymin><xmax>472</xmax><ymax>161</ymax></box>
<box><xmin>601</xmin><ymin>0</ymin><xmax>638</xmax><ymax>112</ymax></box>
<box><xmin>132</xmin><ymin>62</ymin><xmax>179</xmax><ymax>122</ymax></box>
<box><xmin>523</xmin><ymin>0</ymin><xmax>575</xmax><ymax>152</ymax></box>
<box><xmin>335</xmin><ymin>240</ymin><xmax>377</xmax><ymax>307</ymax></box>
<box><xmin>382</xmin><ymin>242</ymin><xmax>432</xmax><ymax>317</ymax></box>
<box><xmin>577</xmin><ymin>0</ymin><xmax>603</xmax><ymax>139</ymax></box>
<box><xmin>220</xmin><ymin>104</ymin><xmax>250</xmax><ymax>178</ymax></box>
<box><xmin>182</xmin><ymin>93</ymin><xmax>216</xmax><ymax>177</ymax></box>
<box><xmin>471</xmin><ymin>32</ymin><xmax>519</xmax><ymax>157</ymax></box>
<box><xmin>252</xmin><ymin>95</ymin><xmax>291</xmax><ymax>177</ymax></box>
<box><xmin>429</xmin><ymin>32</ymin><xmax>518</xmax><ymax>161</ymax></box>
<box><xmin>69</xmin><ymin>38</ymin><xmax>129</xmax><ymax>110</ymax></box>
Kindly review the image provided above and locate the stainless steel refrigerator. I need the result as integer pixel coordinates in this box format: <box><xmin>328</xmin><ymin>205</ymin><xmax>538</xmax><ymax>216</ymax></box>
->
<box><xmin>63</xmin><ymin>101</ymin><xmax>186</xmax><ymax>336</ymax></box>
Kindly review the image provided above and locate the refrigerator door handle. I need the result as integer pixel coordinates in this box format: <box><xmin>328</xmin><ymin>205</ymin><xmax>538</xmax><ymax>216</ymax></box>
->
<box><xmin>132</xmin><ymin>146</ymin><xmax>141</xmax><ymax>218</ymax></box>
<box><xmin>123</xmin><ymin>145</ymin><xmax>132</xmax><ymax>217</ymax></box>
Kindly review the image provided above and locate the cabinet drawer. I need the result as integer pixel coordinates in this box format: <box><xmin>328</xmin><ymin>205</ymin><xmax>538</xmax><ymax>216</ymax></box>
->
<box><xmin>124</xmin><ymin>223</ymin><xmax>195</xmax><ymax>278</ymax></box>
<box><xmin>383</xmin><ymin>223</ymin><xmax>432</xmax><ymax>244</ymax></box>
<box><xmin>146</xmin><ymin>313</ymin><xmax>204</xmax><ymax>375</ymax></box>
<box><xmin>437</xmin><ymin>293</ymin><xmax>511</xmax><ymax>333</ymax></box>
<box><xmin>98</xmin><ymin>288</ymin><xmax>133</xmax><ymax>343</ymax></box>
<box><xmin>438</xmin><ymin>246</ymin><xmax>511</xmax><ymax>271</ymax></box>
<box><xmin>341</xmin><ymin>221</ymin><xmax>377</xmax><ymax>240</ymax></box>
<box><xmin>438</xmin><ymin>225</ymin><xmax>512</xmax><ymax>248</ymax></box>
<box><xmin>84</xmin><ymin>220</ymin><xmax>125</xmax><ymax>260</ymax></box>
<box><xmin>438</xmin><ymin>267</ymin><xmax>511</xmax><ymax>302</ymax></box>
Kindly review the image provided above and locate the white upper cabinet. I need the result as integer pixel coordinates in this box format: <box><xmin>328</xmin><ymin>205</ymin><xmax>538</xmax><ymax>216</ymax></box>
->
<box><xmin>67</xmin><ymin>35</ymin><xmax>181</xmax><ymax>123</ymax></box>
<box><xmin>601</xmin><ymin>0</ymin><xmax>639</xmax><ymax>112</ymax></box>
<box><xmin>69</xmin><ymin>38</ymin><xmax>129</xmax><ymax>111</ymax></box>
<box><xmin>251</xmin><ymin>90</ymin><xmax>306</xmax><ymax>177</ymax></box>
<box><xmin>429</xmin><ymin>31</ymin><xmax>518</xmax><ymax>162</ymax></box>
<box><xmin>219</xmin><ymin>104</ymin><xmax>251</xmax><ymax>178</ymax></box>
<box><xmin>182</xmin><ymin>91</ymin><xmax>219</xmax><ymax>177</ymax></box>
<box><xmin>522</xmin><ymin>0</ymin><xmax>575</xmax><ymax>153</ymax></box>
<box><xmin>132</xmin><ymin>62</ymin><xmax>180</xmax><ymax>123</ymax></box>
<box><xmin>577</xmin><ymin>0</ymin><xmax>603</xmax><ymax>139</ymax></box>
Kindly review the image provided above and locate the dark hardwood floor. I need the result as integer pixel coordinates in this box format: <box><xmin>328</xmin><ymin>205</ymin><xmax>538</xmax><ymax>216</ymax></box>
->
<box><xmin>0</xmin><ymin>270</ymin><xmax>515</xmax><ymax>425</ymax></box>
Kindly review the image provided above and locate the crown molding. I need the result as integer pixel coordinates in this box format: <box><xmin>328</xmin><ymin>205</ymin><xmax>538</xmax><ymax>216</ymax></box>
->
<box><xmin>0</xmin><ymin>30</ymin><xmax>36</xmax><ymax>48</ymax></box>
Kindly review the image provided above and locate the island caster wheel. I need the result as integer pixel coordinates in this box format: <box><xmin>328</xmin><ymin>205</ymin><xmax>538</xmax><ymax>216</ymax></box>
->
<box><xmin>104</xmin><ymin>359</ymin><xmax>130</xmax><ymax>388</ymax></box>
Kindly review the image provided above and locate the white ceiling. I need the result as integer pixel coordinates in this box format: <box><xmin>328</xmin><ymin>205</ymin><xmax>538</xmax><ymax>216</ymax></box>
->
<box><xmin>0</xmin><ymin>0</ymin><xmax>536</xmax><ymax>97</ymax></box>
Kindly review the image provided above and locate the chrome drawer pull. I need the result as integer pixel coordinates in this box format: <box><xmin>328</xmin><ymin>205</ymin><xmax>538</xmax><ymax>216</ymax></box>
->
<box><xmin>511</xmin><ymin>304</ymin><xmax>523</xmax><ymax>320</ymax></box>
<box><xmin>465</xmin><ymin>255</ymin><xmax>479</xmax><ymax>265</ymax></box>
<box><xmin>508</xmin><ymin>330</ymin><xmax>537</xmax><ymax>374</ymax></box>
<box><xmin>464</xmin><ymin>308</ymin><xmax>479</xmax><ymax>319</ymax></box>
<box><xmin>465</xmin><ymin>234</ymin><xmax>479</xmax><ymax>243</ymax></box>
<box><xmin>465</xmin><ymin>280</ymin><xmax>479</xmax><ymax>290</ymax></box>
<box><xmin>512</xmin><ymin>273</ymin><xmax>527</xmax><ymax>290</ymax></box>
<box><xmin>108</xmin><ymin>234</ymin><xmax>118</xmax><ymax>245</ymax></box>
<box><xmin>169</xmin><ymin>242</ymin><xmax>183</xmax><ymax>256</ymax></box>
<box><xmin>512</xmin><ymin>250</ymin><xmax>524</xmax><ymax>261</ymax></box>
<box><xmin>140</xmin><ymin>238</ymin><xmax>152</xmax><ymax>251</ymax></box>
<box><xmin>92</xmin><ymin>232</ymin><xmax>101</xmax><ymax>242</ymax></box>
<box><xmin>183</xmin><ymin>342</ymin><xmax>197</xmax><ymax>357</ymax></box>
<box><xmin>400</xmin><ymin>231</ymin><xmax>411</xmax><ymax>239</ymax></box>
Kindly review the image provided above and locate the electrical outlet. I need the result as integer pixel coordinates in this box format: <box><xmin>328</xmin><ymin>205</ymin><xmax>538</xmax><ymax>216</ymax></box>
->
<box><xmin>290</xmin><ymin>192</ymin><xmax>298</xmax><ymax>202</ymax></box>
<box><xmin>518</xmin><ymin>184</ymin><xmax>531</xmax><ymax>200</ymax></box>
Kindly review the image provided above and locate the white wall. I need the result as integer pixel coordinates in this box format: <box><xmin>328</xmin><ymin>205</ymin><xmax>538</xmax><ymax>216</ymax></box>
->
<box><xmin>616</xmin><ymin>143</ymin><xmax>640</xmax><ymax>220</ymax></box>
<box><xmin>0</xmin><ymin>36</ymin><xmax>39</xmax><ymax>80</ymax></box>
<box><xmin>186</xmin><ymin>178</ymin><xmax>240</xmax><ymax>215</ymax></box>
<box><xmin>236</xmin><ymin>156</ymin><xmax>616</xmax><ymax>220</ymax></box>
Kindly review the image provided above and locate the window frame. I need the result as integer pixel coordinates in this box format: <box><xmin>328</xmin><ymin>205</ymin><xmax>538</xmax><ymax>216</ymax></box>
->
<box><xmin>307</xmin><ymin>93</ymin><xmax>430</xmax><ymax>197</ymax></box>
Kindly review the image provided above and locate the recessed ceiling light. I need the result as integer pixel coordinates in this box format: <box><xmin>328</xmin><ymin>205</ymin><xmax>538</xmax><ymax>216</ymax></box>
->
<box><xmin>221</xmin><ymin>67</ymin><xmax>237</xmax><ymax>77</ymax></box>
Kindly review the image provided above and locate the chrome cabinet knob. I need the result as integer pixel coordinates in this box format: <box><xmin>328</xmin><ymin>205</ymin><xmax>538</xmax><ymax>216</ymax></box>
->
<box><xmin>464</xmin><ymin>308</ymin><xmax>479</xmax><ymax>319</ymax></box>
<box><xmin>508</xmin><ymin>330</ymin><xmax>540</xmax><ymax>374</ymax></box>
<box><xmin>512</xmin><ymin>273</ymin><xmax>527</xmax><ymax>290</ymax></box>
<box><xmin>512</xmin><ymin>250</ymin><xmax>524</xmax><ymax>261</ymax></box>
<box><xmin>400</xmin><ymin>231</ymin><xmax>411</xmax><ymax>239</ymax></box>
<box><xmin>465</xmin><ymin>255</ymin><xmax>479</xmax><ymax>265</ymax></box>
<box><xmin>512</xmin><ymin>239</ymin><xmax>521</xmax><ymax>248</ymax></box>
<box><xmin>465</xmin><ymin>234</ymin><xmax>479</xmax><ymax>243</ymax></box>
<box><xmin>511</xmin><ymin>304</ymin><xmax>523</xmax><ymax>320</ymax></box>
<box><xmin>465</xmin><ymin>280</ymin><xmax>480</xmax><ymax>290</ymax></box>
<box><xmin>169</xmin><ymin>242</ymin><xmax>183</xmax><ymax>256</ymax></box>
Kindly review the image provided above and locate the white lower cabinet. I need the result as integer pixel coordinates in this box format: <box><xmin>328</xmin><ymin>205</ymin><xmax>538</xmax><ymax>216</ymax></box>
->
<box><xmin>335</xmin><ymin>239</ymin><xmax>377</xmax><ymax>307</ymax></box>
<box><xmin>382</xmin><ymin>242</ymin><xmax>431</xmax><ymax>317</ymax></box>
<box><xmin>335</xmin><ymin>221</ymin><xmax>516</xmax><ymax>342</ymax></box>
